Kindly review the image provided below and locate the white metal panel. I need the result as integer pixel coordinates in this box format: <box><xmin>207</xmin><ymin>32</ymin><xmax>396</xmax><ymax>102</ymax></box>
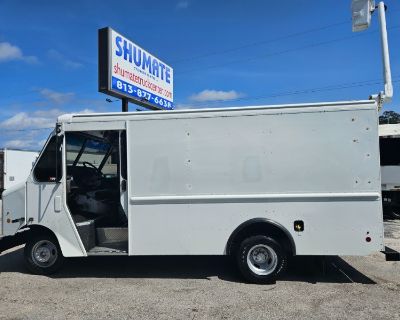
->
<box><xmin>126</xmin><ymin>102</ymin><xmax>382</xmax><ymax>256</ymax></box>
<box><xmin>22</xmin><ymin>135</ymin><xmax>86</xmax><ymax>257</ymax></box>
<box><xmin>379</xmin><ymin>123</ymin><xmax>400</xmax><ymax>137</ymax></box>
<box><xmin>25</xmin><ymin>176</ymin><xmax>85</xmax><ymax>257</ymax></box>
<box><xmin>381</xmin><ymin>166</ymin><xmax>400</xmax><ymax>190</ymax></box>
<box><xmin>57</xmin><ymin>100</ymin><xmax>377</xmax><ymax>126</ymax></box>
<box><xmin>130</xmin><ymin>200</ymin><xmax>383</xmax><ymax>255</ymax></box>
<box><xmin>3</xmin><ymin>150</ymin><xmax>38</xmax><ymax>190</ymax></box>
<box><xmin>129</xmin><ymin>107</ymin><xmax>380</xmax><ymax>197</ymax></box>
<box><xmin>63</xmin><ymin>120</ymin><xmax>126</xmax><ymax>132</ymax></box>
<box><xmin>1</xmin><ymin>182</ymin><xmax>25</xmax><ymax>237</ymax></box>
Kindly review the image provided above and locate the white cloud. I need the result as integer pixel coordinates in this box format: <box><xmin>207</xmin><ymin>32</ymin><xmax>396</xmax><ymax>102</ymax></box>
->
<box><xmin>189</xmin><ymin>89</ymin><xmax>244</xmax><ymax>102</ymax></box>
<box><xmin>5</xmin><ymin>139</ymin><xmax>38</xmax><ymax>149</ymax></box>
<box><xmin>0</xmin><ymin>42</ymin><xmax>38</xmax><ymax>63</ymax></box>
<box><xmin>0</xmin><ymin>108</ymin><xmax>95</xmax><ymax>131</ymax></box>
<box><xmin>176</xmin><ymin>1</ymin><xmax>189</xmax><ymax>9</ymax></box>
<box><xmin>47</xmin><ymin>49</ymin><xmax>82</xmax><ymax>69</ymax></box>
<box><xmin>1</xmin><ymin>107</ymin><xmax>96</xmax><ymax>150</ymax></box>
<box><xmin>39</xmin><ymin>88</ymin><xmax>75</xmax><ymax>104</ymax></box>
<box><xmin>1</xmin><ymin>112</ymin><xmax>54</xmax><ymax>130</ymax></box>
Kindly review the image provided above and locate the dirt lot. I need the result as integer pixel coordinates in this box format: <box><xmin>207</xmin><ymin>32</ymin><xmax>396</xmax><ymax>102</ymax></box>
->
<box><xmin>1</xmin><ymin>221</ymin><xmax>400</xmax><ymax>320</ymax></box>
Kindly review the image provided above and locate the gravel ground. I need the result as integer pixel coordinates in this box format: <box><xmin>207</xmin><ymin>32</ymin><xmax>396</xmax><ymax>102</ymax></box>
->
<box><xmin>1</xmin><ymin>221</ymin><xmax>400</xmax><ymax>320</ymax></box>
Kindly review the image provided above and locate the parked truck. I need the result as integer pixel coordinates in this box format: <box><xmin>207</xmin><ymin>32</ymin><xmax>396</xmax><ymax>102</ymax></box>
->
<box><xmin>0</xmin><ymin>0</ymin><xmax>397</xmax><ymax>283</ymax></box>
<box><xmin>0</xmin><ymin>149</ymin><xmax>39</xmax><ymax>197</ymax></box>
<box><xmin>379</xmin><ymin>124</ymin><xmax>400</xmax><ymax>219</ymax></box>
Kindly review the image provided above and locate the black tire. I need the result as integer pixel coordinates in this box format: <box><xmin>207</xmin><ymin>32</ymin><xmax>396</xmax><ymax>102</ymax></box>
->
<box><xmin>24</xmin><ymin>235</ymin><xmax>64</xmax><ymax>275</ymax></box>
<box><xmin>236</xmin><ymin>235</ymin><xmax>287</xmax><ymax>284</ymax></box>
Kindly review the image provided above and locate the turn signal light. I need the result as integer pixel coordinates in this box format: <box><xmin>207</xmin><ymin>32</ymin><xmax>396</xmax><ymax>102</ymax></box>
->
<box><xmin>294</xmin><ymin>220</ymin><xmax>304</xmax><ymax>232</ymax></box>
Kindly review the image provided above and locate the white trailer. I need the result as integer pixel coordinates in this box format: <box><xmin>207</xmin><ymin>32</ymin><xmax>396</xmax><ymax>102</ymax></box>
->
<box><xmin>0</xmin><ymin>0</ymin><xmax>397</xmax><ymax>283</ymax></box>
<box><xmin>0</xmin><ymin>149</ymin><xmax>38</xmax><ymax>240</ymax></box>
<box><xmin>379</xmin><ymin>124</ymin><xmax>400</xmax><ymax>218</ymax></box>
<box><xmin>0</xmin><ymin>149</ymin><xmax>39</xmax><ymax>194</ymax></box>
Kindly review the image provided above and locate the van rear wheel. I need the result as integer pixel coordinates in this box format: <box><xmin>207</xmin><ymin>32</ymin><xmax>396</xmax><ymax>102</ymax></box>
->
<box><xmin>24</xmin><ymin>235</ymin><xmax>64</xmax><ymax>275</ymax></box>
<box><xmin>236</xmin><ymin>235</ymin><xmax>287</xmax><ymax>284</ymax></box>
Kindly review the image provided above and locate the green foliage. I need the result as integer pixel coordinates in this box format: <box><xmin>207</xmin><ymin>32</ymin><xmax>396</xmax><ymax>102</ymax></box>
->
<box><xmin>379</xmin><ymin>111</ymin><xmax>400</xmax><ymax>124</ymax></box>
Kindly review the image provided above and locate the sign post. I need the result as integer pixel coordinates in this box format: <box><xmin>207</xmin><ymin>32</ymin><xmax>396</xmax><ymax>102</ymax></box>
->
<box><xmin>98</xmin><ymin>27</ymin><xmax>174</xmax><ymax>111</ymax></box>
<box><xmin>122</xmin><ymin>98</ymin><xmax>128</xmax><ymax>112</ymax></box>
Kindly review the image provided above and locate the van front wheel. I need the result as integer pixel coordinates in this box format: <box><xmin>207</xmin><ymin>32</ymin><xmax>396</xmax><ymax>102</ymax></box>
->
<box><xmin>236</xmin><ymin>235</ymin><xmax>287</xmax><ymax>284</ymax></box>
<box><xmin>24</xmin><ymin>235</ymin><xmax>64</xmax><ymax>275</ymax></box>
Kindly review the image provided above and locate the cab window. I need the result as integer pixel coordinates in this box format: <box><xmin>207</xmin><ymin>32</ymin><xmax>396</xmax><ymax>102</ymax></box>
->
<box><xmin>34</xmin><ymin>136</ymin><xmax>62</xmax><ymax>182</ymax></box>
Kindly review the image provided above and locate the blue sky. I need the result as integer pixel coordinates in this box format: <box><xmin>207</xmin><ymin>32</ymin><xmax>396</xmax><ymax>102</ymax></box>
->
<box><xmin>0</xmin><ymin>0</ymin><xmax>399</xmax><ymax>150</ymax></box>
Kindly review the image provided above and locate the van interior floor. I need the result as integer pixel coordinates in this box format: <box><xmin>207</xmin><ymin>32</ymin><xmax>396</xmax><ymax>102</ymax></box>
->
<box><xmin>75</xmin><ymin>217</ymin><xmax>128</xmax><ymax>255</ymax></box>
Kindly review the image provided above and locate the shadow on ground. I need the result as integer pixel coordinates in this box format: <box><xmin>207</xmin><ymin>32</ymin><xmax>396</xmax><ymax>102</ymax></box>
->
<box><xmin>0</xmin><ymin>247</ymin><xmax>375</xmax><ymax>284</ymax></box>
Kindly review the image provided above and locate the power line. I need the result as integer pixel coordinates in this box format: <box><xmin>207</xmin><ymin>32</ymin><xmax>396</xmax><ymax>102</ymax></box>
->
<box><xmin>1</xmin><ymin>17</ymin><xmax>399</xmax><ymax>107</ymax></box>
<box><xmin>0</xmin><ymin>127</ymin><xmax>53</xmax><ymax>133</ymax></box>
<box><xmin>170</xmin><ymin>20</ymin><xmax>350</xmax><ymax>64</ymax></box>
<box><xmin>171</xmin><ymin>7</ymin><xmax>400</xmax><ymax>65</ymax></box>
<box><xmin>1</xmin><ymin>77</ymin><xmax>398</xmax><ymax>134</ymax></box>
<box><xmin>2</xmin><ymin>20</ymin><xmax>399</xmax><ymax>103</ymax></box>
<box><xmin>178</xmin><ymin>76</ymin><xmax>400</xmax><ymax>107</ymax></box>
<box><xmin>0</xmin><ymin>20</ymin><xmax>352</xmax><ymax>103</ymax></box>
<box><xmin>175</xmin><ymin>26</ymin><xmax>400</xmax><ymax>75</ymax></box>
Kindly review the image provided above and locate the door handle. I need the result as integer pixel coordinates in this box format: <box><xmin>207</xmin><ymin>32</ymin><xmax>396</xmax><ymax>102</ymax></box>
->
<box><xmin>54</xmin><ymin>196</ymin><xmax>62</xmax><ymax>212</ymax></box>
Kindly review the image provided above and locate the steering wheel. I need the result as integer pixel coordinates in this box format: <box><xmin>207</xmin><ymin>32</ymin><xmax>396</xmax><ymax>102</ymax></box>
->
<box><xmin>82</xmin><ymin>161</ymin><xmax>103</xmax><ymax>177</ymax></box>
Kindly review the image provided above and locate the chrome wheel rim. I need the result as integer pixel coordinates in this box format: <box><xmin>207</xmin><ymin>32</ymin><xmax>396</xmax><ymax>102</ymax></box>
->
<box><xmin>246</xmin><ymin>244</ymin><xmax>278</xmax><ymax>276</ymax></box>
<box><xmin>31</xmin><ymin>240</ymin><xmax>58</xmax><ymax>268</ymax></box>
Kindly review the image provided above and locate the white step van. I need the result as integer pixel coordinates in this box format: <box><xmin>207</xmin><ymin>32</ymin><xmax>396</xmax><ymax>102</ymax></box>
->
<box><xmin>0</xmin><ymin>102</ymin><xmax>384</xmax><ymax>282</ymax></box>
<box><xmin>0</xmin><ymin>0</ymin><xmax>395</xmax><ymax>283</ymax></box>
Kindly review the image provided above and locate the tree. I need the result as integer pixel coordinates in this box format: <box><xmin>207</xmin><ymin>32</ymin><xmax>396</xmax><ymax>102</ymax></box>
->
<box><xmin>379</xmin><ymin>111</ymin><xmax>400</xmax><ymax>124</ymax></box>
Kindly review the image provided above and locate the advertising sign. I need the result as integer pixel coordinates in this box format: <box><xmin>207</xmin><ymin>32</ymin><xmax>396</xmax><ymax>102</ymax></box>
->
<box><xmin>99</xmin><ymin>27</ymin><xmax>174</xmax><ymax>110</ymax></box>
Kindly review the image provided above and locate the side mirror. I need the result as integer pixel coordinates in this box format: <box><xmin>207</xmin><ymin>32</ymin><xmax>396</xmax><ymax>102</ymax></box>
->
<box><xmin>352</xmin><ymin>0</ymin><xmax>375</xmax><ymax>32</ymax></box>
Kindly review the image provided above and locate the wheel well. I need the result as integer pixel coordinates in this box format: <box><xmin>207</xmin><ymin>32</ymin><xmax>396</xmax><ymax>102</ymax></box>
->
<box><xmin>19</xmin><ymin>225</ymin><xmax>58</xmax><ymax>243</ymax></box>
<box><xmin>226</xmin><ymin>219</ymin><xmax>296</xmax><ymax>256</ymax></box>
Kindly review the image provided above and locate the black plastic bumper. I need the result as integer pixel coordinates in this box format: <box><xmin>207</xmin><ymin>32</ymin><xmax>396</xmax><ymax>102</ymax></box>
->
<box><xmin>0</xmin><ymin>234</ymin><xmax>25</xmax><ymax>254</ymax></box>
<box><xmin>383</xmin><ymin>246</ymin><xmax>400</xmax><ymax>261</ymax></box>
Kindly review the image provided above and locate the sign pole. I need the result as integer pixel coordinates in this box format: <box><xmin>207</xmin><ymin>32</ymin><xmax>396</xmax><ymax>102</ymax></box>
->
<box><xmin>122</xmin><ymin>98</ymin><xmax>128</xmax><ymax>112</ymax></box>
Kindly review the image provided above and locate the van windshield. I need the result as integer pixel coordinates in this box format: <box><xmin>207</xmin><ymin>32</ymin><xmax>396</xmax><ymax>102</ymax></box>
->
<box><xmin>67</xmin><ymin>133</ymin><xmax>111</xmax><ymax>169</ymax></box>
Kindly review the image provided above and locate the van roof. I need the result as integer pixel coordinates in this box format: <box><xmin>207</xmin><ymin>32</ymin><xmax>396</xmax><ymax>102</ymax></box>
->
<box><xmin>58</xmin><ymin>99</ymin><xmax>376</xmax><ymax>123</ymax></box>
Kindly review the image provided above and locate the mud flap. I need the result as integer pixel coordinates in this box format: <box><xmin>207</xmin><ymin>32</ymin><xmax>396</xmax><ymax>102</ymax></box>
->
<box><xmin>383</xmin><ymin>246</ymin><xmax>400</xmax><ymax>261</ymax></box>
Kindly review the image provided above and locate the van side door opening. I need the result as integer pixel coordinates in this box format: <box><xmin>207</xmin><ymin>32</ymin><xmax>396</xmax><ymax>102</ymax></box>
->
<box><xmin>65</xmin><ymin>130</ymin><xmax>128</xmax><ymax>254</ymax></box>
